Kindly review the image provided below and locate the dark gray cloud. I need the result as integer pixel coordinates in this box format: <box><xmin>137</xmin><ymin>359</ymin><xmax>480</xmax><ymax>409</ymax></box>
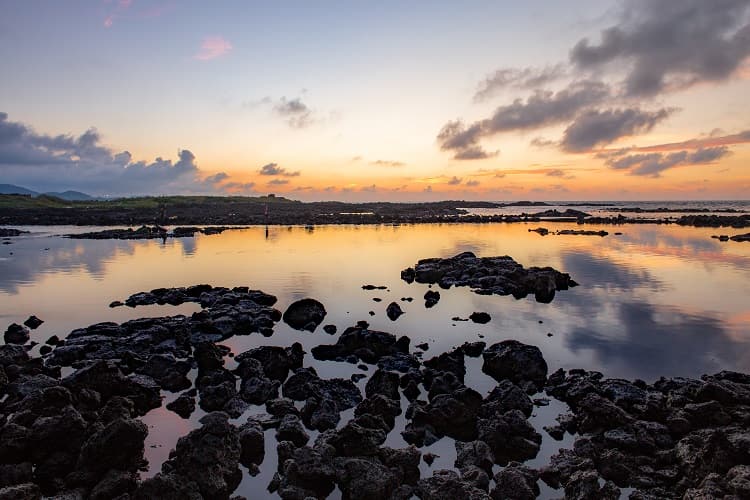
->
<box><xmin>258</xmin><ymin>162</ymin><xmax>300</xmax><ymax>177</ymax></box>
<box><xmin>267</xmin><ymin>178</ymin><xmax>290</xmax><ymax>186</ymax></box>
<box><xmin>561</xmin><ymin>107</ymin><xmax>673</xmax><ymax>152</ymax></box>
<box><xmin>465</xmin><ymin>179</ymin><xmax>480</xmax><ymax>187</ymax></box>
<box><xmin>571</xmin><ymin>0</ymin><xmax>750</xmax><ymax>96</ymax></box>
<box><xmin>437</xmin><ymin>80</ymin><xmax>609</xmax><ymax>159</ymax></box>
<box><xmin>447</xmin><ymin>176</ymin><xmax>462</xmax><ymax>185</ymax></box>
<box><xmin>474</xmin><ymin>64</ymin><xmax>567</xmax><ymax>101</ymax></box>
<box><xmin>484</xmin><ymin>80</ymin><xmax>610</xmax><ymax>132</ymax></box>
<box><xmin>0</xmin><ymin>112</ymin><xmax>235</xmax><ymax>196</ymax></box>
<box><xmin>274</xmin><ymin>97</ymin><xmax>314</xmax><ymax>128</ymax></box>
<box><xmin>606</xmin><ymin>146</ymin><xmax>731</xmax><ymax>176</ymax></box>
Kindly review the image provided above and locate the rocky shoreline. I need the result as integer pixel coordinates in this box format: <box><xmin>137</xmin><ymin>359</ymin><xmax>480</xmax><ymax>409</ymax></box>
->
<box><xmin>2</xmin><ymin>274</ymin><xmax>749</xmax><ymax>499</ymax></box>
<box><xmin>1</xmin><ymin>194</ymin><xmax>748</xmax><ymax>228</ymax></box>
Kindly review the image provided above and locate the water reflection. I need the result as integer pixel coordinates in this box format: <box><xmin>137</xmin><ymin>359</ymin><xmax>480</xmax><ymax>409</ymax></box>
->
<box><xmin>566</xmin><ymin>301</ymin><xmax>737</xmax><ymax>380</ymax></box>
<box><xmin>0</xmin><ymin>223</ymin><xmax>748</xmax><ymax>381</ymax></box>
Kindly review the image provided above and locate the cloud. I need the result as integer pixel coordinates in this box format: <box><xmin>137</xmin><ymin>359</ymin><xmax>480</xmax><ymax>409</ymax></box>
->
<box><xmin>274</xmin><ymin>97</ymin><xmax>313</xmax><ymax>128</ymax></box>
<box><xmin>194</xmin><ymin>36</ymin><xmax>232</xmax><ymax>61</ymax></box>
<box><xmin>561</xmin><ymin>107</ymin><xmax>674</xmax><ymax>152</ymax></box>
<box><xmin>570</xmin><ymin>0</ymin><xmax>750</xmax><ymax>96</ymax></box>
<box><xmin>447</xmin><ymin>176</ymin><xmax>462</xmax><ymax>185</ymax></box>
<box><xmin>482</xmin><ymin>80</ymin><xmax>610</xmax><ymax>132</ymax></box>
<box><xmin>605</xmin><ymin>146</ymin><xmax>732</xmax><ymax>177</ymax></box>
<box><xmin>360</xmin><ymin>184</ymin><xmax>377</xmax><ymax>192</ymax></box>
<box><xmin>619</xmin><ymin>129</ymin><xmax>750</xmax><ymax>153</ymax></box>
<box><xmin>423</xmin><ymin>185</ymin><xmax>433</xmax><ymax>193</ymax></box>
<box><xmin>267</xmin><ymin>178</ymin><xmax>290</xmax><ymax>186</ymax></box>
<box><xmin>258</xmin><ymin>162</ymin><xmax>300</xmax><ymax>177</ymax></box>
<box><xmin>0</xmin><ymin>112</ymin><xmax>240</xmax><ymax>196</ymax></box>
<box><xmin>546</xmin><ymin>169</ymin><xmax>566</xmax><ymax>177</ymax></box>
<box><xmin>466</xmin><ymin>179</ymin><xmax>480</xmax><ymax>187</ymax></box>
<box><xmin>530</xmin><ymin>137</ymin><xmax>555</xmax><ymax>148</ymax></box>
<box><xmin>437</xmin><ymin>80</ymin><xmax>609</xmax><ymax>159</ymax></box>
<box><xmin>436</xmin><ymin>121</ymin><xmax>498</xmax><ymax>160</ymax></box>
<box><xmin>370</xmin><ymin>160</ymin><xmax>405</xmax><ymax>167</ymax></box>
<box><xmin>474</xmin><ymin>64</ymin><xmax>568</xmax><ymax>101</ymax></box>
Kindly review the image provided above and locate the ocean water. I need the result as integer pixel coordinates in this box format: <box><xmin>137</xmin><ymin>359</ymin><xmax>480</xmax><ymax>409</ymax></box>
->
<box><xmin>1</xmin><ymin>221</ymin><xmax>749</xmax><ymax>498</ymax></box>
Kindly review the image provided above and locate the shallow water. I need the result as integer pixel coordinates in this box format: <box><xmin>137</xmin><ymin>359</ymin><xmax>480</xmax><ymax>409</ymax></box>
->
<box><xmin>1</xmin><ymin>222</ymin><xmax>749</xmax><ymax>497</ymax></box>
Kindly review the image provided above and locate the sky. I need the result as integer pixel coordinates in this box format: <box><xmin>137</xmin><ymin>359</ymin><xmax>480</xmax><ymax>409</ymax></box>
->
<box><xmin>1</xmin><ymin>0</ymin><xmax>749</xmax><ymax>201</ymax></box>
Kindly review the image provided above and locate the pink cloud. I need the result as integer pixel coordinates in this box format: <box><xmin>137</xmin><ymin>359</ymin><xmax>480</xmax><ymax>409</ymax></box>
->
<box><xmin>194</xmin><ymin>36</ymin><xmax>233</xmax><ymax>61</ymax></box>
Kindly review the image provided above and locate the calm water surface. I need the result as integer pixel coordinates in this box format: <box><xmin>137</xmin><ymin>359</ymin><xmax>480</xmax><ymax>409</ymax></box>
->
<box><xmin>1</xmin><ymin>222</ymin><xmax>749</xmax><ymax>498</ymax></box>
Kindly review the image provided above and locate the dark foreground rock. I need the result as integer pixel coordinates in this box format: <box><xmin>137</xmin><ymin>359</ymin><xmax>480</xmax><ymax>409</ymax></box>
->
<box><xmin>4</xmin><ymin>281</ymin><xmax>750</xmax><ymax>500</ymax></box>
<box><xmin>402</xmin><ymin>252</ymin><xmax>576</xmax><ymax>303</ymax></box>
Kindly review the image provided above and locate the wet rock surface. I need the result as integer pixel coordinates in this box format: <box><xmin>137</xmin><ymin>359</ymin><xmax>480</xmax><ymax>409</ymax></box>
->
<box><xmin>64</xmin><ymin>225</ymin><xmax>241</xmax><ymax>240</ymax></box>
<box><xmin>2</xmin><ymin>278</ymin><xmax>750</xmax><ymax>499</ymax></box>
<box><xmin>402</xmin><ymin>251</ymin><xmax>576</xmax><ymax>303</ymax></box>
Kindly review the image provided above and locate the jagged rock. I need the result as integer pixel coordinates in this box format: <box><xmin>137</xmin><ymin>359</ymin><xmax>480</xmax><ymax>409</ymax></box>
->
<box><xmin>162</xmin><ymin>412</ymin><xmax>242</xmax><ymax>500</ymax></box>
<box><xmin>23</xmin><ymin>316</ymin><xmax>43</xmax><ymax>330</ymax></box>
<box><xmin>455</xmin><ymin>441</ymin><xmax>495</xmax><ymax>474</ymax></box>
<box><xmin>238</xmin><ymin>419</ymin><xmax>265</xmax><ymax>470</ymax></box>
<box><xmin>386</xmin><ymin>302</ymin><xmax>404</xmax><ymax>321</ymax></box>
<box><xmin>275</xmin><ymin>415</ymin><xmax>309</xmax><ymax>448</ymax></box>
<box><xmin>415</xmin><ymin>469</ymin><xmax>490</xmax><ymax>500</ymax></box>
<box><xmin>491</xmin><ymin>464</ymin><xmax>539</xmax><ymax>500</ymax></box>
<box><xmin>166</xmin><ymin>392</ymin><xmax>196</xmax><ymax>419</ymax></box>
<box><xmin>481</xmin><ymin>340</ymin><xmax>547</xmax><ymax>391</ymax></box>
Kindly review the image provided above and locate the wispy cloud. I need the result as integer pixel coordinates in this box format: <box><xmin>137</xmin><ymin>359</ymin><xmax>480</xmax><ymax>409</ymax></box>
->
<box><xmin>194</xmin><ymin>36</ymin><xmax>232</xmax><ymax>61</ymax></box>
<box><xmin>258</xmin><ymin>162</ymin><xmax>300</xmax><ymax>177</ymax></box>
<box><xmin>370</xmin><ymin>159</ymin><xmax>405</xmax><ymax>167</ymax></box>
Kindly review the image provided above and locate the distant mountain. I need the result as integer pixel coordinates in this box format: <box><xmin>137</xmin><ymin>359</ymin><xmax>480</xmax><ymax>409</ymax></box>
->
<box><xmin>43</xmin><ymin>190</ymin><xmax>94</xmax><ymax>201</ymax></box>
<box><xmin>0</xmin><ymin>184</ymin><xmax>37</xmax><ymax>196</ymax></box>
<box><xmin>0</xmin><ymin>184</ymin><xmax>95</xmax><ymax>201</ymax></box>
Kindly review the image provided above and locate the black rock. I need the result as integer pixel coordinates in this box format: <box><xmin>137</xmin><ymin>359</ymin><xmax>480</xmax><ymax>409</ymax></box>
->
<box><xmin>424</xmin><ymin>290</ymin><xmax>440</xmax><ymax>308</ymax></box>
<box><xmin>23</xmin><ymin>316</ymin><xmax>43</xmax><ymax>330</ymax></box>
<box><xmin>283</xmin><ymin>298</ymin><xmax>327</xmax><ymax>332</ymax></box>
<box><xmin>386</xmin><ymin>302</ymin><xmax>404</xmax><ymax>321</ymax></box>
<box><xmin>4</xmin><ymin>324</ymin><xmax>30</xmax><ymax>345</ymax></box>
<box><xmin>469</xmin><ymin>312</ymin><xmax>491</xmax><ymax>324</ymax></box>
<box><xmin>481</xmin><ymin>340</ymin><xmax>548</xmax><ymax>392</ymax></box>
<box><xmin>323</xmin><ymin>324</ymin><xmax>337</xmax><ymax>334</ymax></box>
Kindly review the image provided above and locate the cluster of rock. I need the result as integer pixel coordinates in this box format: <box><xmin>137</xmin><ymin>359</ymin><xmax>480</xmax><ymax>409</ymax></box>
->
<box><xmin>401</xmin><ymin>252</ymin><xmax>577</xmax><ymax>303</ymax></box>
<box><xmin>676</xmin><ymin>214</ymin><xmax>750</xmax><ymax>228</ymax></box>
<box><xmin>3</xmin><ymin>280</ymin><xmax>750</xmax><ymax>499</ymax></box>
<box><xmin>542</xmin><ymin>369</ymin><xmax>750</xmax><ymax>498</ymax></box>
<box><xmin>65</xmin><ymin>225</ymin><xmax>240</xmax><ymax>240</ymax></box>
<box><xmin>712</xmin><ymin>233</ymin><xmax>750</xmax><ymax>242</ymax></box>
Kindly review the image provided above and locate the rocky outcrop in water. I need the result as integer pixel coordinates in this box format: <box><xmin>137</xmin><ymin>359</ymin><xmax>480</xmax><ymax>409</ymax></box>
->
<box><xmin>401</xmin><ymin>252</ymin><xmax>576</xmax><ymax>303</ymax></box>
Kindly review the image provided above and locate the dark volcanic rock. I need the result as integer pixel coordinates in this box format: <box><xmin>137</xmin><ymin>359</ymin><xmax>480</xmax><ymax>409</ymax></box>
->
<box><xmin>481</xmin><ymin>340</ymin><xmax>547</xmax><ymax>392</ymax></box>
<box><xmin>235</xmin><ymin>343</ymin><xmax>304</xmax><ymax>382</ymax></box>
<box><xmin>423</xmin><ymin>290</ymin><xmax>440</xmax><ymax>308</ymax></box>
<box><xmin>3</xmin><ymin>324</ymin><xmax>29</xmax><ymax>345</ymax></box>
<box><xmin>311</xmin><ymin>326</ymin><xmax>410</xmax><ymax>364</ymax></box>
<box><xmin>469</xmin><ymin>312</ymin><xmax>491</xmax><ymax>324</ymax></box>
<box><xmin>386</xmin><ymin>301</ymin><xmax>404</xmax><ymax>321</ymax></box>
<box><xmin>491</xmin><ymin>464</ymin><xmax>539</xmax><ymax>500</ymax></box>
<box><xmin>77</xmin><ymin>417</ymin><xmax>148</xmax><ymax>475</ymax></box>
<box><xmin>162</xmin><ymin>412</ymin><xmax>242</xmax><ymax>500</ymax></box>
<box><xmin>402</xmin><ymin>252</ymin><xmax>575</xmax><ymax>303</ymax></box>
<box><xmin>416</xmin><ymin>469</ymin><xmax>490</xmax><ymax>499</ymax></box>
<box><xmin>283</xmin><ymin>298</ymin><xmax>327</xmax><ymax>331</ymax></box>
<box><xmin>22</xmin><ymin>316</ymin><xmax>43</xmax><ymax>330</ymax></box>
<box><xmin>166</xmin><ymin>392</ymin><xmax>196</xmax><ymax>418</ymax></box>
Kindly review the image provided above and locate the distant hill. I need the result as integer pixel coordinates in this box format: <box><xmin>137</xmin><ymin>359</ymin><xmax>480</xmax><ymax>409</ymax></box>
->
<box><xmin>43</xmin><ymin>190</ymin><xmax>94</xmax><ymax>201</ymax></box>
<box><xmin>0</xmin><ymin>184</ymin><xmax>37</xmax><ymax>196</ymax></box>
<box><xmin>0</xmin><ymin>184</ymin><xmax>94</xmax><ymax>201</ymax></box>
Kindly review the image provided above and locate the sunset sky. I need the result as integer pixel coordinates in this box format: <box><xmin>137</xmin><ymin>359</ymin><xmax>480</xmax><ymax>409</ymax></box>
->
<box><xmin>1</xmin><ymin>0</ymin><xmax>749</xmax><ymax>200</ymax></box>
